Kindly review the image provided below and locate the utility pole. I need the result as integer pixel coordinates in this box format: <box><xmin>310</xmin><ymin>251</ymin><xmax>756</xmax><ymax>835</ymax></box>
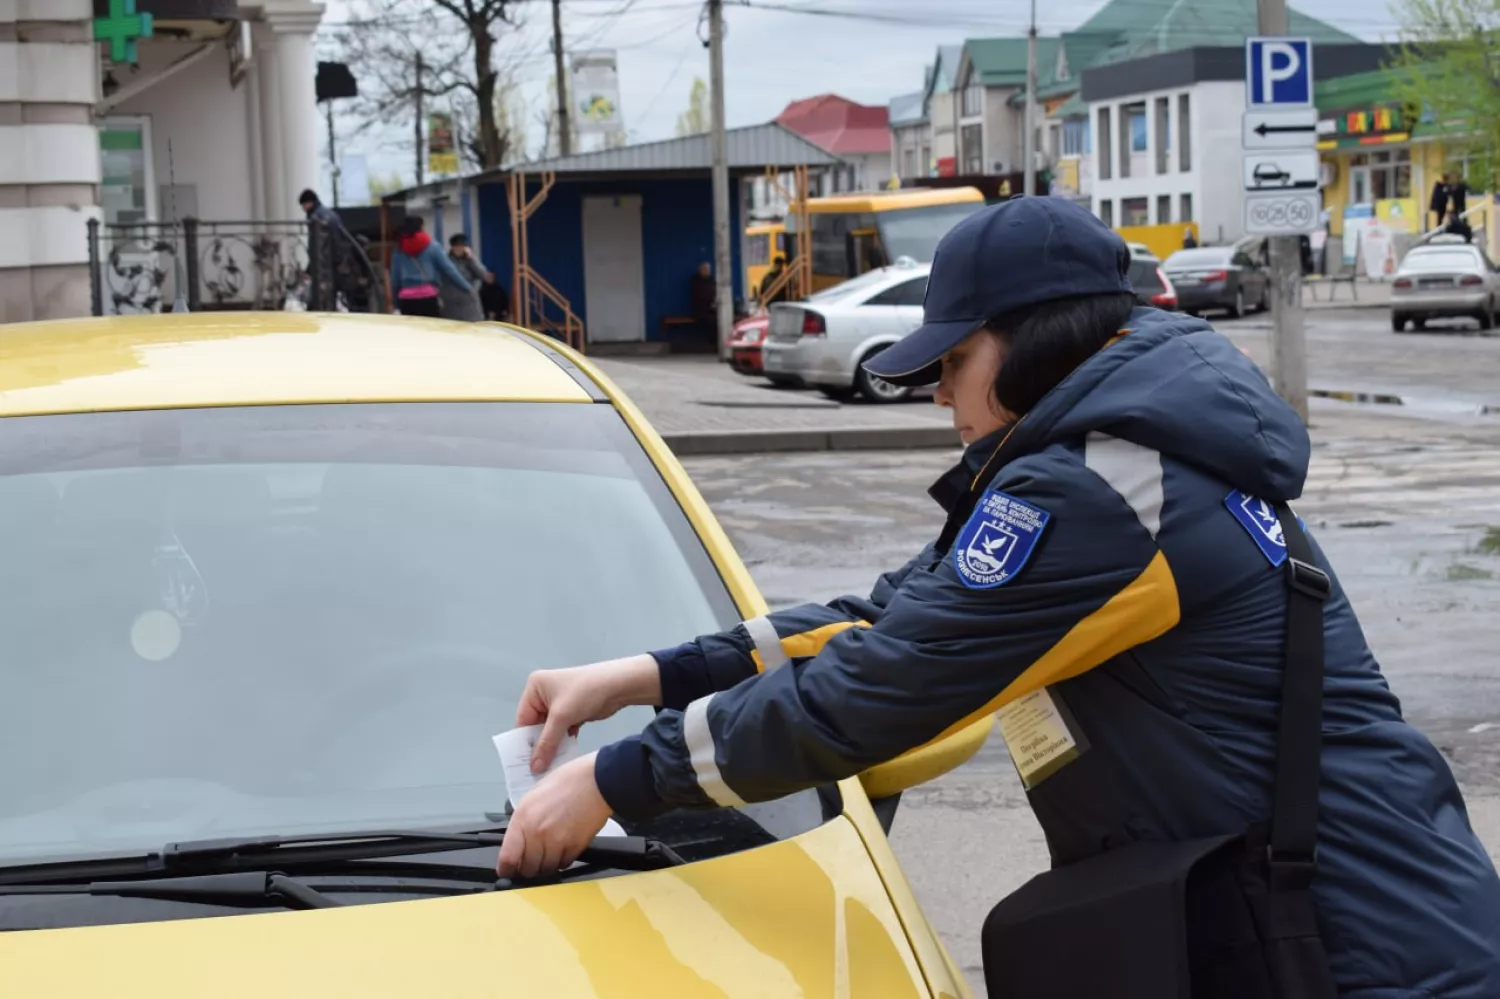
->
<box><xmin>414</xmin><ymin>53</ymin><xmax>425</xmax><ymax>187</ymax></box>
<box><xmin>708</xmin><ymin>0</ymin><xmax>733</xmax><ymax>359</ymax></box>
<box><xmin>1256</xmin><ymin>0</ymin><xmax>1308</xmax><ymax>422</ymax></box>
<box><xmin>552</xmin><ymin>0</ymin><xmax>572</xmax><ymax>157</ymax></box>
<box><xmin>1022</xmin><ymin>0</ymin><xmax>1037</xmax><ymax>197</ymax></box>
<box><xmin>325</xmin><ymin>100</ymin><xmax>340</xmax><ymax>207</ymax></box>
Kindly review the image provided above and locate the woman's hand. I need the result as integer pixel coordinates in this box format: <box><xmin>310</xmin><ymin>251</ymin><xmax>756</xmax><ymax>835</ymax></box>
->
<box><xmin>496</xmin><ymin>752</ymin><xmax>611</xmax><ymax>879</ymax></box>
<box><xmin>516</xmin><ymin>654</ymin><xmax>662</xmax><ymax>773</ymax></box>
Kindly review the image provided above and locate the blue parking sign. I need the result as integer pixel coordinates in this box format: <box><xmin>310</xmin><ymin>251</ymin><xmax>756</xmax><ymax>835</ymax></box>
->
<box><xmin>1246</xmin><ymin>37</ymin><xmax>1313</xmax><ymax>109</ymax></box>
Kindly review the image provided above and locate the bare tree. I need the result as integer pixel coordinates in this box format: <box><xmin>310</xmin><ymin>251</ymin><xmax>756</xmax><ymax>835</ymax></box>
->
<box><xmin>333</xmin><ymin>0</ymin><xmax>521</xmax><ymax>173</ymax></box>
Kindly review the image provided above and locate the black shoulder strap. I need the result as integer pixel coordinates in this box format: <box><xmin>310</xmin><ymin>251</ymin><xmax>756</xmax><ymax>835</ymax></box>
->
<box><xmin>1269</xmin><ymin>504</ymin><xmax>1332</xmax><ymax>891</ymax></box>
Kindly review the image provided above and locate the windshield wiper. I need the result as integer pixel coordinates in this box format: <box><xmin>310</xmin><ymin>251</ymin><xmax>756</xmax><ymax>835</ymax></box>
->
<box><xmin>0</xmin><ymin>871</ymin><xmax>340</xmax><ymax>910</ymax></box>
<box><xmin>0</xmin><ymin>825</ymin><xmax>683</xmax><ymax>886</ymax></box>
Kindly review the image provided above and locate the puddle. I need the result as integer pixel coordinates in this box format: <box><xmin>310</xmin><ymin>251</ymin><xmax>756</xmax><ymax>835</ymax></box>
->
<box><xmin>1312</xmin><ymin>388</ymin><xmax>1500</xmax><ymax>416</ymax></box>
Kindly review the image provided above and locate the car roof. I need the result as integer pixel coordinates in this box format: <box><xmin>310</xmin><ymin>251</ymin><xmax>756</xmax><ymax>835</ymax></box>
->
<box><xmin>0</xmin><ymin>313</ymin><xmax>595</xmax><ymax>418</ymax></box>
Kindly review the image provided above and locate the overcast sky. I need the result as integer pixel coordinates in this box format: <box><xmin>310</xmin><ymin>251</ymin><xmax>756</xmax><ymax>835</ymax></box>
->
<box><xmin>315</xmin><ymin>0</ymin><xmax>1403</xmax><ymax>197</ymax></box>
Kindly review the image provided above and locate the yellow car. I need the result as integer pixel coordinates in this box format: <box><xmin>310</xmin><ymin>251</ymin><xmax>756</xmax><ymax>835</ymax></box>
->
<box><xmin>0</xmin><ymin>313</ymin><xmax>991</xmax><ymax>997</ymax></box>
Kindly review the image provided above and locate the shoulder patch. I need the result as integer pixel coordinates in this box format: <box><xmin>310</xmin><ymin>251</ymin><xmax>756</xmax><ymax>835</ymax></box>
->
<box><xmin>1225</xmin><ymin>490</ymin><xmax>1290</xmax><ymax>566</ymax></box>
<box><xmin>953</xmin><ymin>489</ymin><xmax>1051</xmax><ymax>589</ymax></box>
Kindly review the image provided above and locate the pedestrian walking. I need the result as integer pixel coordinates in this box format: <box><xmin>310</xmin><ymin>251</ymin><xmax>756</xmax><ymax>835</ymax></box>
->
<box><xmin>388</xmin><ymin>216</ymin><xmax>474</xmax><ymax>319</ymax></box>
<box><xmin>299</xmin><ymin>189</ymin><xmax>360</xmax><ymax>310</ymax></box>
<box><xmin>496</xmin><ymin>196</ymin><xmax>1500</xmax><ymax>998</ymax></box>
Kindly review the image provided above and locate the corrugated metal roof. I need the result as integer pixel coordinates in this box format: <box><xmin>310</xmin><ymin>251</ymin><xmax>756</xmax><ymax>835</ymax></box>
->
<box><xmin>514</xmin><ymin>123</ymin><xmax>840</xmax><ymax>175</ymax></box>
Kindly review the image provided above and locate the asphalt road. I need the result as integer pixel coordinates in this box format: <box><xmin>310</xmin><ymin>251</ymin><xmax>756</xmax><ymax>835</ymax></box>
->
<box><xmin>681</xmin><ymin>321</ymin><xmax>1500</xmax><ymax>994</ymax></box>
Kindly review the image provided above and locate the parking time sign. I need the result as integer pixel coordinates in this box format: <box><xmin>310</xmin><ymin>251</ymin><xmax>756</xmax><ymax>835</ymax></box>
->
<box><xmin>1245</xmin><ymin>37</ymin><xmax>1313</xmax><ymax>109</ymax></box>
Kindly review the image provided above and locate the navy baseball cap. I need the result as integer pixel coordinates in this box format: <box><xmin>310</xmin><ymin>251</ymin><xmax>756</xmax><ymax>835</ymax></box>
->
<box><xmin>863</xmin><ymin>196</ymin><xmax>1134</xmax><ymax>386</ymax></box>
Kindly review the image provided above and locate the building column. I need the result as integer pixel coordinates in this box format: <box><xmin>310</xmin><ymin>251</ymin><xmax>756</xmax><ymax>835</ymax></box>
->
<box><xmin>264</xmin><ymin>5</ymin><xmax>322</xmax><ymax>213</ymax></box>
<box><xmin>0</xmin><ymin>0</ymin><xmax>103</xmax><ymax>321</ymax></box>
<box><xmin>246</xmin><ymin>60</ymin><xmax>266</xmax><ymax>221</ymax></box>
<box><xmin>256</xmin><ymin>31</ymin><xmax>287</xmax><ymax>220</ymax></box>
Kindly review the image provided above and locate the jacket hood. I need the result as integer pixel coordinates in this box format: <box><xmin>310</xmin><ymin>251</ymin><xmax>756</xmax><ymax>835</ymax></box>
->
<box><xmin>998</xmin><ymin>307</ymin><xmax>1310</xmax><ymax>502</ymax></box>
<box><xmin>398</xmin><ymin>231</ymin><xmax>432</xmax><ymax>257</ymax></box>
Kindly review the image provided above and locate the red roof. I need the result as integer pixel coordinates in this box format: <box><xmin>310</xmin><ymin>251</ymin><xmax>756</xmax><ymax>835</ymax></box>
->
<box><xmin>774</xmin><ymin>94</ymin><xmax>890</xmax><ymax>157</ymax></box>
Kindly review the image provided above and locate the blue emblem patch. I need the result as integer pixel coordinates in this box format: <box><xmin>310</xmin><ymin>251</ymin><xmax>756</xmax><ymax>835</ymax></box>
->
<box><xmin>953</xmin><ymin>490</ymin><xmax>1051</xmax><ymax>589</ymax></box>
<box><xmin>1225</xmin><ymin>490</ymin><xmax>1290</xmax><ymax>566</ymax></box>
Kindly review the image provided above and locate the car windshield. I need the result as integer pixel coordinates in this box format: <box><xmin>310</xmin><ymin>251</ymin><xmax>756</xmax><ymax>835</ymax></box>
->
<box><xmin>1403</xmin><ymin>249</ymin><xmax>1482</xmax><ymax>272</ymax></box>
<box><xmin>876</xmin><ymin>201</ymin><xmax>985</xmax><ymax>262</ymax></box>
<box><xmin>0</xmin><ymin>402</ymin><xmax>829</xmax><ymax>869</ymax></box>
<box><xmin>1165</xmin><ymin>248</ymin><xmax>1231</xmax><ymax>269</ymax></box>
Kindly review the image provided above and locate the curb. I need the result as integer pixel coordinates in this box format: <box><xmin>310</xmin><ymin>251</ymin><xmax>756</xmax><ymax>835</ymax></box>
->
<box><xmin>660</xmin><ymin>424</ymin><xmax>960</xmax><ymax>456</ymax></box>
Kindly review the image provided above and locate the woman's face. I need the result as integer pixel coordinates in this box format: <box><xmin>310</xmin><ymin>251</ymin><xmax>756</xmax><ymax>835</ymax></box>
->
<box><xmin>933</xmin><ymin>331</ymin><xmax>1014</xmax><ymax>446</ymax></box>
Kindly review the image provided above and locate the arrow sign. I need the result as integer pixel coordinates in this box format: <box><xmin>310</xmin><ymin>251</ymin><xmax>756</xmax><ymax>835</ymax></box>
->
<box><xmin>1255</xmin><ymin>122</ymin><xmax>1315</xmax><ymax>136</ymax></box>
<box><xmin>1243</xmin><ymin>109</ymin><xmax>1319</xmax><ymax>150</ymax></box>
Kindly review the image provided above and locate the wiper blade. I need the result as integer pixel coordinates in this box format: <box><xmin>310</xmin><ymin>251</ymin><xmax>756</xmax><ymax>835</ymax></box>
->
<box><xmin>0</xmin><ymin>825</ymin><xmax>685</xmax><ymax>886</ymax></box>
<box><xmin>0</xmin><ymin>871</ymin><xmax>339</xmax><ymax>910</ymax></box>
<box><xmin>0</xmin><ymin>825</ymin><xmax>511</xmax><ymax>886</ymax></box>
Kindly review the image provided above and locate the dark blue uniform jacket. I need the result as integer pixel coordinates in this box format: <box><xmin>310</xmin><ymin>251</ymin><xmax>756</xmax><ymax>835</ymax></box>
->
<box><xmin>597</xmin><ymin>307</ymin><xmax>1500</xmax><ymax>997</ymax></box>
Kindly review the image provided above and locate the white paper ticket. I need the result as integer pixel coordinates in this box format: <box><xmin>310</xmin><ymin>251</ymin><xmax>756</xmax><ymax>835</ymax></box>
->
<box><xmin>491</xmin><ymin>725</ymin><xmax>624</xmax><ymax>837</ymax></box>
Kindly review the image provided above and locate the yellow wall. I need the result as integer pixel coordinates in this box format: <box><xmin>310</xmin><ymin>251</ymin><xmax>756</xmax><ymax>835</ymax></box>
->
<box><xmin>1321</xmin><ymin>140</ymin><xmax>1450</xmax><ymax>237</ymax></box>
<box><xmin>1116</xmin><ymin>222</ymin><xmax>1199</xmax><ymax>259</ymax></box>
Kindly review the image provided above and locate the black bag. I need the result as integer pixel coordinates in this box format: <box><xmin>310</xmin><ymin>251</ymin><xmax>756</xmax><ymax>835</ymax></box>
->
<box><xmin>981</xmin><ymin>505</ymin><xmax>1341</xmax><ymax>999</ymax></box>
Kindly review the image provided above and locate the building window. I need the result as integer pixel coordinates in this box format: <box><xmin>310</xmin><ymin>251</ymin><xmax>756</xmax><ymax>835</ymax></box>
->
<box><xmin>1099</xmin><ymin>199</ymin><xmax>1114</xmax><ymax>227</ymax></box>
<box><xmin>1157</xmin><ymin>194</ymin><xmax>1172</xmax><ymax>224</ymax></box>
<box><xmin>1122</xmin><ymin>197</ymin><xmax>1149</xmax><ymax>226</ymax></box>
<box><xmin>962</xmin><ymin>81</ymin><xmax>983</xmax><ymax>118</ymax></box>
<box><xmin>921</xmin><ymin>144</ymin><xmax>931</xmax><ymax>174</ymax></box>
<box><xmin>1370</xmin><ymin>149</ymin><xmax>1412</xmax><ymax>200</ymax></box>
<box><xmin>1129</xmin><ymin>108</ymin><xmax>1147</xmax><ymax>152</ymax></box>
<box><xmin>1178</xmin><ymin>93</ymin><xmax>1191</xmax><ymax>172</ymax></box>
<box><xmin>1062</xmin><ymin>119</ymin><xmax>1086</xmax><ymax>157</ymax></box>
<box><xmin>903</xmin><ymin>147</ymin><xmax>917</xmax><ymax>178</ymax></box>
<box><xmin>961</xmin><ymin>123</ymin><xmax>983</xmax><ymax>174</ymax></box>
<box><xmin>1155</xmin><ymin>97</ymin><xmax>1171</xmax><ymax>175</ymax></box>
<box><xmin>1180</xmin><ymin>192</ymin><xmax>1193</xmax><ymax>222</ymax></box>
<box><xmin>1097</xmin><ymin>107</ymin><xmax>1112</xmax><ymax>181</ymax></box>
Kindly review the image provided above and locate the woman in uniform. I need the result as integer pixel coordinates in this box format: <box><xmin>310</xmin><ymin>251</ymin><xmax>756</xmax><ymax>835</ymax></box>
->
<box><xmin>497</xmin><ymin>197</ymin><xmax>1500</xmax><ymax>997</ymax></box>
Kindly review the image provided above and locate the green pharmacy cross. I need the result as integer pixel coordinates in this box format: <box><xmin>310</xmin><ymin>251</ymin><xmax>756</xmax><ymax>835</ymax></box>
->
<box><xmin>95</xmin><ymin>0</ymin><xmax>154</xmax><ymax>65</ymax></box>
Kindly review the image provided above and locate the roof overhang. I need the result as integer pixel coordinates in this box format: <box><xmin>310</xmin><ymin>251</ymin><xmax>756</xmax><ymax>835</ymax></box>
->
<box><xmin>96</xmin><ymin>0</ymin><xmax>241</xmax><ymax>39</ymax></box>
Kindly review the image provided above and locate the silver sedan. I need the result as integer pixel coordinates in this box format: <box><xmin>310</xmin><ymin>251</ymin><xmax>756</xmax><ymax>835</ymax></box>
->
<box><xmin>761</xmin><ymin>261</ymin><xmax>931</xmax><ymax>403</ymax></box>
<box><xmin>1391</xmin><ymin>240</ymin><xmax>1500</xmax><ymax>332</ymax></box>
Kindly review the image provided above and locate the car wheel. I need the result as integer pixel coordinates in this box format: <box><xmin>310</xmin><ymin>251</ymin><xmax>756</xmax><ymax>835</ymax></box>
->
<box><xmin>1228</xmin><ymin>289</ymin><xmax>1245</xmax><ymax>319</ymax></box>
<box><xmin>818</xmin><ymin>386</ymin><xmax>857</xmax><ymax>402</ymax></box>
<box><xmin>1414</xmin><ymin>318</ymin><xmax>1427</xmax><ymax>331</ymax></box>
<box><xmin>1391</xmin><ymin>313</ymin><xmax>1408</xmax><ymax>333</ymax></box>
<box><xmin>855</xmin><ymin>348</ymin><xmax>913</xmax><ymax>404</ymax></box>
<box><xmin>1477</xmin><ymin>300</ymin><xmax>1495</xmax><ymax>331</ymax></box>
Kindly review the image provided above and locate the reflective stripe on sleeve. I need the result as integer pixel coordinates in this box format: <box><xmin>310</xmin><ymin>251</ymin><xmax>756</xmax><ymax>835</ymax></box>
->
<box><xmin>683</xmin><ymin>693</ymin><xmax>748</xmax><ymax>807</ymax></box>
<box><xmin>1084</xmin><ymin>433</ymin><xmax>1164</xmax><ymax>540</ymax></box>
<box><xmin>743</xmin><ymin>615</ymin><xmax>791</xmax><ymax>671</ymax></box>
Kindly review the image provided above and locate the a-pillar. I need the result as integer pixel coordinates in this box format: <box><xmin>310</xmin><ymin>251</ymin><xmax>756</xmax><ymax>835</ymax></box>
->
<box><xmin>0</xmin><ymin>0</ymin><xmax>103</xmax><ymax>321</ymax></box>
<box><xmin>261</xmin><ymin>2</ymin><xmax>322</xmax><ymax>216</ymax></box>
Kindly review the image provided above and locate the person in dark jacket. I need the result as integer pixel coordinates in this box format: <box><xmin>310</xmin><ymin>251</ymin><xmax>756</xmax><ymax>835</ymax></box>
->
<box><xmin>388</xmin><ymin>216</ymin><xmax>473</xmax><ymax>318</ymax></box>
<box><xmin>690</xmin><ymin>261</ymin><xmax>716</xmax><ymax>336</ymax></box>
<box><xmin>299</xmin><ymin>189</ymin><xmax>360</xmax><ymax>309</ymax></box>
<box><xmin>498</xmin><ymin>197</ymin><xmax>1500</xmax><ymax>997</ymax></box>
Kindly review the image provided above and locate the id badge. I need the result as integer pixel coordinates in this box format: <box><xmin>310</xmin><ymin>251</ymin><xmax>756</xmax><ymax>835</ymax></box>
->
<box><xmin>997</xmin><ymin>687</ymin><xmax>1086</xmax><ymax>790</ymax></box>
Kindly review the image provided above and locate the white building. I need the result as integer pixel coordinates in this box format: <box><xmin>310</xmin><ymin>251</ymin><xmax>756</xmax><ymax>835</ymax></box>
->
<box><xmin>2</xmin><ymin>0</ymin><xmax>325</xmax><ymax>323</ymax></box>
<box><xmin>1082</xmin><ymin>46</ymin><xmax>1389</xmax><ymax>246</ymax></box>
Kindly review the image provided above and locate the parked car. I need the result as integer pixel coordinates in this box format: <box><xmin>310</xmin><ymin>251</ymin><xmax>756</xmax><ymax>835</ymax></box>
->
<box><xmin>1126</xmin><ymin>254</ymin><xmax>1179</xmax><ymax>311</ymax></box>
<box><xmin>1162</xmin><ymin>245</ymin><xmax>1269</xmax><ymax>318</ymax></box>
<box><xmin>727</xmin><ymin>314</ymin><xmax>769</xmax><ymax>376</ymax></box>
<box><xmin>0</xmin><ymin>311</ymin><xmax>991</xmax><ymax>996</ymax></box>
<box><xmin>1390</xmin><ymin>240</ymin><xmax>1500</xmax><ymax>332</ymax></box>
<box><xmin>762</xmin><ymin>260</ymin><xmax>931</xmax><ymax>403</ymax></box>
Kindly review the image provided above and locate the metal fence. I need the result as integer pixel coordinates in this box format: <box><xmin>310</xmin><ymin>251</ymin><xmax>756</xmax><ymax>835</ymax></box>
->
<box><xmin>87</xmin><ymin>218</ymin><xmax>384</xmax><ymax>316</ymax></box>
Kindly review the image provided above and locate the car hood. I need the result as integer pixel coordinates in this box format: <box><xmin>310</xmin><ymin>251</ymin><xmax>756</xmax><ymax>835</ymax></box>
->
<box><xmin>0</xmin><ymin>817</ymin><xmax>938</xmax><ymax>998</ymax></box>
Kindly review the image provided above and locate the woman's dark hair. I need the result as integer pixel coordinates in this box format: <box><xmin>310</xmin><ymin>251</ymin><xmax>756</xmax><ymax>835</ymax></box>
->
<box><xmin>397</xmin><ymin>216</ymin><xmax>425</xmax><ymax>239</ymax></box>
<box><xmin>985</xmin><ymin>291</ymin><xmax>1137</xmax><ymax>416</ymax></box>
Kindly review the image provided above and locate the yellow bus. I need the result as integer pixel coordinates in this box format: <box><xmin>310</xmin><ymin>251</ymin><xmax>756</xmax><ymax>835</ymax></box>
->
<box><xmin>786</xmin><ymin>187</ymin><xmax>986</xmax><ymax>292</ymax></box>
<box><xmin>744</xmin><ymin>222</ymin><xmax>787</xmax><ymax>299</ymax></box>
